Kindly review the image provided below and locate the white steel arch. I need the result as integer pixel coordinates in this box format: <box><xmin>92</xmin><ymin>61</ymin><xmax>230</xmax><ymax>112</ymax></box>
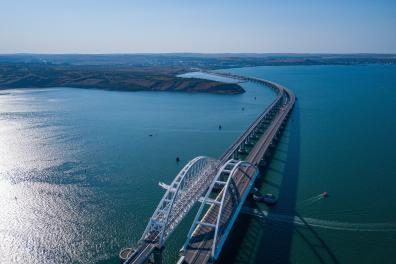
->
<box><xmin>183</xmin><ymin>159</ymin><xmax>258</xmax><ymax>260</ymax></box>
<box><xmin>139</xmin><ymin>156</ymin><xmax>220</xmax><ymax>248</ymax></box>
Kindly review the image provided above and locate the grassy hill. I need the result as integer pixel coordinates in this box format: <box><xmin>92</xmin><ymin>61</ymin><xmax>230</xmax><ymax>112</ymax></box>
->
<box><xmin>0</xmin><ymin>63</ymin><xmax>244</xmax><ymax>94</ymax></box>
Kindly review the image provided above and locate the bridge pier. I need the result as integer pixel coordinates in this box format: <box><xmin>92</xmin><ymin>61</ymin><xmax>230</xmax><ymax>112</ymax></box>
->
<box><xmin>245</xmin><ymin>140</ymin><xmax>254</xmax><ymax>147</ymax></box>
<box><xmin>238</xmin><ymin>145</ymin><xmax>248</xmax><ymax>155</ymax></box>
<box><xmin>124</xmin><ymin>72</ymin><xmax>296</xmax><ymax>264</ymax></box>
<box><xmin>152</xmin><ymin>247</ymin><xmax>163</xmax><ymax>264</ymax></box>
<box><xmin>251</xmin><ymin>134</ymin><xmax>259</xmax><ymax>140</ymax></box>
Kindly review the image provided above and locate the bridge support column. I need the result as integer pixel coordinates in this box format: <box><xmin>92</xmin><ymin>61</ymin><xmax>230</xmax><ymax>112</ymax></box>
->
<box><xmin>245</xmin><ymin>139</ymin><xmax>253</xmax><ymax>147</ymax></box>
<box><xmin>152</xmin><ymin>247</ymin><xmax>163</xmax><ymax>264</ymax></box>
<box><xmin>258</xmin><ymin>159</ymin><xmax>267</xmax><ymax>168</ymax></box>
<box><xmin>238</xmin><ymin>145</ymin><xmax>248</xmax><ymax>155</ymax></box>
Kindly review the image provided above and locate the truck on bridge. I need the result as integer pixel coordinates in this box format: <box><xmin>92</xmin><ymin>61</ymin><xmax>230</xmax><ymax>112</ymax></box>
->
<box><xmin>120</xmin><ymin>72</ymin><xmax>296</xmax><ymax>264</ymax></box>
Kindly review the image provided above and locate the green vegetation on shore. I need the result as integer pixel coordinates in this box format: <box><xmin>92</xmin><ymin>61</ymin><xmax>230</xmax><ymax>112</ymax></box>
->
<box><xmin>0</xmin><ymin>63</ymin><xmax>244</xmax><ymax>94</ymax></box>
<box><xmin>1</xmin><ymin>53</ymin><xmax>395</xmax><ymax>94</ymax></box>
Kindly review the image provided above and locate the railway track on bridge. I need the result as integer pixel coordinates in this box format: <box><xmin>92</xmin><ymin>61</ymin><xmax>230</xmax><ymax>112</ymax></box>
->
<box><xmin>179</xmin><ymin>72</ymin><xmax>295</xmax><ymax>264</ymax></box>
<box><xmin>121</xmin><ymin>71</ymin><xmax>295</xmax><ymax>264</ymax></box>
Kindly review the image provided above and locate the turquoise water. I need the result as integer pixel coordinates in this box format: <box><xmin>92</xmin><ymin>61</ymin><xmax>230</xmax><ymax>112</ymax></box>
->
<box><xmin>0</xmin><ymin>82</ymin><xmax>275</xmax><ymax>263</ymax></box>
<box><xmin>218</xmin><ymin>64</ymin><xmax>396</xmax><ymax>264</ymax></box>
<box><xmin>0</xmin><ymin>64</ymin><xmax>395</xmax><ymax>263</ymax></box>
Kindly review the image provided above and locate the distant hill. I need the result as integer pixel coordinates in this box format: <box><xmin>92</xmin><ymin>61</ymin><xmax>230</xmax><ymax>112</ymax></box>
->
<box><xmin>1</xmin><ymin>53</ymin><xmax>395</xmax><ymax>94</ymax></box>
<box><xmin>0</xmin><ymin>53</ymin><xmax>395</xmax><ymax>68</ymax></box>
<box><xmin>0</xmin><ymin>63</ymin><xmax>244</xmax><ymax>94</ymax></box>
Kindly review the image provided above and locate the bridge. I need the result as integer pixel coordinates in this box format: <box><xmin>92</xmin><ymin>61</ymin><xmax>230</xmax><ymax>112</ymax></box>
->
<box><xmin>120</xmin><ymin>71</ymin><xmax>296</xmax><ymax>264</ymax></box>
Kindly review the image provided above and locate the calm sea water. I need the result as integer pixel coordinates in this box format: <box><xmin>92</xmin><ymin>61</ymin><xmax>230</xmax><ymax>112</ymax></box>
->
<box><xmin>0</xmin><ymin>64</ymin><xmax>395</xmax><ymax>264</ymax></box>
<box><xmin>219</xmin><ymin>65</ymin><xmax>396</xmax><ymax>264</ymax></box>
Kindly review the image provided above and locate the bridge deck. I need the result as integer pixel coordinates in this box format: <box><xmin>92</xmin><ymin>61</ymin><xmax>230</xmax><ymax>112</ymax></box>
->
<box><xmin>180</xmin><ymin>76</ymin><xmax>295</xmax><ymax>264</ymax></box>
<box><xmin>122</xmin><ymin>73</ymin><xmax>295</xmax><ymax>264</ymax></box>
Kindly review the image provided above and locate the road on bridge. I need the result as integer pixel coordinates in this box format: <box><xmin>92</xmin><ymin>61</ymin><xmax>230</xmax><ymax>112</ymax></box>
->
<box><xmin>179</xmin><ymin>74</ymin><xmax>295</xmax><ymax>264</ymax></box>
<box><xmin>121</xmin><ymin>72</ymin><xmax>295</xmax><ymax>264</ymax></box>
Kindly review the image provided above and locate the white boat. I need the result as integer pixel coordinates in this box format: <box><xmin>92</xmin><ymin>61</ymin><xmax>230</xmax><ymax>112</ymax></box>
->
<box><xmin>253</xmin><ymin>193</ymin><xmax>277</xmax><ymax>205</ymax></box>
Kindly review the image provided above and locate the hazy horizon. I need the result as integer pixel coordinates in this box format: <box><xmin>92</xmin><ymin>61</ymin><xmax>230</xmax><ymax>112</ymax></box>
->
<box><xmin>1</xmin><ymin>52</ymin><xmax>396</xmax><ymax>55</ymax></box>
<box><xmin>1</xmin><ymin>0</ymin><xmax>395</xmax><ymax>54</ymax></box>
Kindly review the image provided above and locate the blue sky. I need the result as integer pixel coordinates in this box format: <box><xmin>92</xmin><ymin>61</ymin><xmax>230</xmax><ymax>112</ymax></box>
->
<box><xmin>0</xmin><ymin>0</ymin><xmax>395</xmax><ymax>53</ymax></box>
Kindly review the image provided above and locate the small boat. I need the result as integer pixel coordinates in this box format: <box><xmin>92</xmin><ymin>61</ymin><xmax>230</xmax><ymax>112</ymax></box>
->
<box><xmin>176</xmin><ymin>157</ymin><xmax>180</xmax><ymax>162</ymax></box>
<box><xmin>253</xmin><ymin>193</ymin><xmax>277</xmax><ymax>205</ymax></box>
<box><xmin>322</xmin><ymin>191</ymin><xmax>328</xmax><ymax>198</ymax></box>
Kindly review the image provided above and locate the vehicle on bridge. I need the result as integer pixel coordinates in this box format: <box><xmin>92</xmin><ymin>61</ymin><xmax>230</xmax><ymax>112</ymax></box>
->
<box><xmin>120</xmin><ymin>72</ymin><xmax>295</xmax><ymax>264</ymax></box>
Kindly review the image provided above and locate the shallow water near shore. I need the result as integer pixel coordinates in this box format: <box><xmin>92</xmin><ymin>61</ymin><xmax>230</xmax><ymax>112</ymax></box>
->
<box><xmin>0</xmin><ymin>64</ymin><xmax>396</xmax><ymax>263</ymax></box>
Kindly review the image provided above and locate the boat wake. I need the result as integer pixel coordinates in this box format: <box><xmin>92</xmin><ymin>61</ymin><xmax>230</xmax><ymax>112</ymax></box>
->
<box><xmin>297</xmin><ymin>193</ymin><xmax>326</xmax><ymax>206</ymax></box>
<box><xmin>241</xmin><ymin>207</ymin><xmax>396</xmax><ymax>232</ymax></box>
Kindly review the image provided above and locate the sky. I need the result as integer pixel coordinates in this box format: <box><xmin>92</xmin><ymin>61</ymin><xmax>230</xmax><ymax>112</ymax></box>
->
<box><xmin>0</xmin><ymin>0</ymin><xmax>395</xmax><ymax>54</ymax></box>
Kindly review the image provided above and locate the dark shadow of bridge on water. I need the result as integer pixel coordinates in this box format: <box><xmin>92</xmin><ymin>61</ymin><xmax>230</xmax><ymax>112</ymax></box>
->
<box><xmin>217</xmin><ymin>102</ymin><xmax>340</xmax><ymax>264</ymax></box>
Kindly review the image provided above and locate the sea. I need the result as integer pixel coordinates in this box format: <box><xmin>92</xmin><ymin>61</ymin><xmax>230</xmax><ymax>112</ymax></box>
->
<box><xmin>0</xmin><ymin>64</ymin><xmax>395</xmax><ymax>264</ymax></box>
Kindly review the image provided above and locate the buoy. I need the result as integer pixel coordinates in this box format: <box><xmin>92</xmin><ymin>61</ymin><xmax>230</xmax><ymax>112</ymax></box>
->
<box><xmin>254</xmin><ymin>96</ymin><xmax>256</xmax><ymax>100</ymax></box>
<box><xmin>176</xmin><ymin>157</ymin><xmax>180</xmax><ymax>162</ymax></box>
<box><xmin>242</xmin><ymin>107</ymin><xmax>245</xmax><ymax>111</ymax></box>
<box><xmin>218</xmin><ymin>125</ymin><xmax>222</xmax><ymax>130</ymax></box>
<box><xmin>149</xmin><ymin>134</ymin><xmax>153</xmax><ymax>137</ymax></box>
